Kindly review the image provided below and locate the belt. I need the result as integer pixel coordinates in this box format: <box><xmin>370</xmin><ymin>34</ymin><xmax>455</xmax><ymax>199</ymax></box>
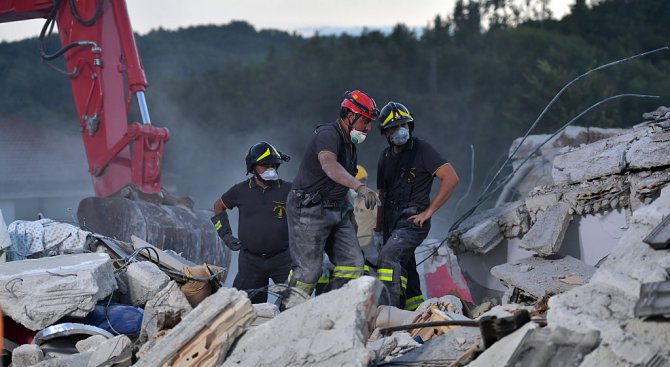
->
<box><xmin>243</xmin><ymin>247</ymin><xmax>288</xmax><ymax>259</ymax></box>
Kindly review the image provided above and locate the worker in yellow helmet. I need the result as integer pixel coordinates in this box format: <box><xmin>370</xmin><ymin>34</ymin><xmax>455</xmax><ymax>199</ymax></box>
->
<box><xmin>351</xmin><ymin>165</ymin><xmax>380</xmax><ymax>264</ymax></box>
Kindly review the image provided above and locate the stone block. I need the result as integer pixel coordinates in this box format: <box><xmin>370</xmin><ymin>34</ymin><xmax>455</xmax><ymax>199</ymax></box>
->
<box><xmin>140</xmin><ymin>281</ymin><xmax>192</xmax><ymax>342</ymax></box>
<box><xmin>491</xmin><ymin>255</ymin><xmax>595</xmax><ymax>299</ymax></box>
<box><xmin>626</xmin><ymin>131</ymin><xmax>670</xmax><ymax>170</ymax></box>
<box><xmin>120</xmin><ymin>261</ymin><xmax>169</xmax><ymax>307</ymax></box>
<box><xmin>520</xmin><ymin>202</ymin><xmax>572</xmax><ymax>256</ymax></box>
<box><xmin>86</xmin><ymin>335</ymin><xmax>132</xmax><ymax>367</ymax></box>
<box><xmin>135</xmin><ymin>287</ymin><xmax>254</xmax><ymax>367</ymax></box>
<box><xmin>0</xmin><ymin>253</ymin><xmax>116</xmax><ymax>330</ymax></box>
<box><xmin>12</xmin><ymin>344</ymin><xmax>44</xmax><ymax>367</ymax></box>
<box><xmin>467</xmin><ymin>322</ymin><xmax>538</xmax><ymax>367</ymax></box>
<box><xmin>223</xmin><ymin>276</ymin><xmax>383</xmax><ymax>367</ymax></box>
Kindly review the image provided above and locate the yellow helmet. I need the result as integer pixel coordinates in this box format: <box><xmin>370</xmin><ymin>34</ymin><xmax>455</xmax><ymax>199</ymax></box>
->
<box><xmin>355</xmin><ymin>165</ymin><xmax>368</xmax><ymax>180</ymax></box>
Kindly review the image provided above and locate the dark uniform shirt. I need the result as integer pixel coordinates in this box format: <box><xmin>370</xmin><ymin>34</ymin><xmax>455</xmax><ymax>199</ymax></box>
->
<box><xmin>377</xmin><ymin>138</ymin><xmax>448</xmax><ymax>209</ymax></box>
<box><xmin>220</xmin><ymin>178</ymin><xmax>291</xmax><ymax>255</ymax></box>
<box><xmin>291</xmin><ymin>121</ymin><xmax>357</xmax><ymax>202</ymax></box>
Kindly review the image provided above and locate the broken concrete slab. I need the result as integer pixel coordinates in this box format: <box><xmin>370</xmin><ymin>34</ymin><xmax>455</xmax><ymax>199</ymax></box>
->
<box><xmin>505</xmin><ymin>326</ymin><xmax>600</xmax><ymax>366</ymax></box>
<box><xmin>389</xmin><ymin>324</ymin><xmax>481</xmax><ymax>365</ymax></box>
<box><xmin>12</xmin><ymin>343</ymin><xmax>45</xmax><ymax>367</ymax></box>
<box><xmin>635</xmin><ymin>280</ymin><xmax>670</xmax><ymax>318</ymax></box>
<box><xmin>0</xmin><ymin>253</ymin><xmax>116</xmax><ymax>330</ymax></box>
<box><xmin>120</xmin><ymin>261</ymin><xmax>169</xmax><ymax>307</ymax></box>
<box><xmin>31</xmin><ymin>351</ymin><xmax>94</xmax><ymax>367</ymax></box>
<box><xmin>460</xmin><ymin>219</ymin><xmax>504</xmax><ymax>254</ymax></box>
<box><xmin>552</xmin><ymin>130</ymin><xmax>639</xmax><ymax>185</ymax></box>
<box><xmin>466</xmin><ymin>321</ymin><xmax>537</xmax><ymax>367</ymax></box>
<box><xmin>548</xmin><ymin>186</ymin><xmax>670</xmax><ymax>365</ymax></box>
<box><xmin>135</xmin><ymin>287</ymin><xmax>254</xmax><ymax>367</ymax></box>
<box><xmin>223</xmin><ymin>276</ymin><xmax>383</xmax><ymax>367</ymax></box>
<box><xmin>491</xmin><ymin>255</ymin><xmax>595</xmax><ymax>299</ymax></box>
<box><xmin>75</xmin><ymin>335</ymin><xmax>107</xmax><ymax>353</ymax></box>
<box><xmin>626</xmin><ymin>131</ymin><xmax>670</xmax><ymax>170</ymax></box>
<box><xmin>140</xmin><ymin>280</ymin><xmax>192</xmax><ymax>342</ymax></box>
<box><xmin>366</xmin><ymin>332</ymin><xmax>420</xmax><ymax>363</ymax></box>
<box><xmin>86</xmin><ymin>335</ymin><xmax>132</xmax><ymax>367</ymax></box>
<box><xmin>520</xmin><ymin>202</ymin><xmax>572</xmax><ymax>256</ymax></box>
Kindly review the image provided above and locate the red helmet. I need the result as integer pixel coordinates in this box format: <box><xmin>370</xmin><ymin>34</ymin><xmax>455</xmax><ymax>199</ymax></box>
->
<box><xmin>341</xmin><ymin>90</ymin><xmax>379</xmax><ymax>121</ymax></box>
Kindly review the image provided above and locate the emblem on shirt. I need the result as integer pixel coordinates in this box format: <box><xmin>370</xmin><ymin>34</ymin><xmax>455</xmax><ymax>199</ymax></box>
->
<box><xmin>273</xmin><ymin>201</ymin><xmax>286</xmax><ymax>219</ymax></box>
<box><xmin>400</xmin><ymin>167</ymin><xmax>417</xmax><ymax>183</ymax></box>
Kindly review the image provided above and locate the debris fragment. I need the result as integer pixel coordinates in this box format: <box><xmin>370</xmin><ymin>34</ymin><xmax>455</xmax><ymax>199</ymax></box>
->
<box><xmin>139</xmin><ymin>280</ymin><xmax>192</xmax><ymax>342</ymax></box>
<box><xmin>643</xmin><ymin>214</ymin><xmax>670</xmax><ymax>250</ymax></box>
<box><xmin>11</xmin><ymin>343</ymin><xmax>45</xmax><ymax>367</ymax></box>
<box><xmin>223</xmin><ymin>276</ymin><xmax>382</xmax><ymax>367</ymax></box>
<box><xmin>135</xmin><ymin>287</ymin><xmax>254</xmax><ymax>367</ymax></box>
<box><xmin>634</xmin><ymin>280</ymin><xmax>670</xmax><ymax>318</ymax></box>
<box><xmin>0</xmin><ymin>253</ymin><xmax>116</xmax><ymax>330</ymax></box>
<box><xmin>520</xmin><ymin>202</ymin><xmax>572</xmax><ymax>256</ymax></box>
<box><xmin>119</xmin><ymin>261</ymin><xmax>170</xmax><ymax>307</ymax></box>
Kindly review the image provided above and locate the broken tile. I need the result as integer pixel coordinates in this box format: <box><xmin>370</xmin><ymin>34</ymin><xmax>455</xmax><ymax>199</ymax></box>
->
<box><xmin>135</xmin><ymin>287</ymin><xmax>254</xmax><ymax>367</ymax></box>
<box><xmin>223</xmin><ymin>276</ymin><xmax>383</xmax><ymax>367</ymax></box>
<box><xmin>520</xmin><ymin>202</ymin><xmax>572</xmax><ymax>256</ymax></box>
<box><xmin>491</xmin><ymin>255</ymin><xmax>595</xmax><ymax>299</ymax></box>
<box><xmin>119</xmin><ymin>261</ymin><xmax>170</xmax><ymax>307</ymax></box>
<box><xmin>0</xmin><ymin>253</ymin><xmax>116</xmax><ymax>330</ymax></box>
<box><xmin>140</xmin><ymin>281</ymin><xmax>192</xmax><ymax>342</ymax></box>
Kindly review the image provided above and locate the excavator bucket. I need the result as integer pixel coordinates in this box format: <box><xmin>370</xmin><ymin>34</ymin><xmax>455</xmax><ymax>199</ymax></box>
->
<box><xmin>77</xmin><ymin>193</ymin><xmax>230</xmax><ymax>273</ymax></box>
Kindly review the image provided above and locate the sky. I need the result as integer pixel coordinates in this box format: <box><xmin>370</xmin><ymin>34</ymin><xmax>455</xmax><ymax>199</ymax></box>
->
<box><xmin>0</xmin><ymin>0</ymin><xmax>573</xmax><ymax>42</ymax></box>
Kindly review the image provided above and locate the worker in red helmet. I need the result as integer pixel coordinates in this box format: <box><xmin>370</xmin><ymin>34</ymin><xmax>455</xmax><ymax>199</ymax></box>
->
<box><xmin>374</xmin><ymin>101</ymin><xmax>459</xmax><ymax>311</ymax></box>
<box><xmin>279</xmin><ymin>90</ymin><xmax>381</xmax><ymax>308</ymax></box>
<box><xmin>212</xmin><ymin>141</ymin><xmax>292</xmax><ymax>304</ymax></box>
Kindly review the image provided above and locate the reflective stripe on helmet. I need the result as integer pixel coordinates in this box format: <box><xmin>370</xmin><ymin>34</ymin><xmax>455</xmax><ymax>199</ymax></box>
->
<box><xmin>256</xmin><ymin>147</ymin><xmax>271</xmax><ymax>162</ymax></box>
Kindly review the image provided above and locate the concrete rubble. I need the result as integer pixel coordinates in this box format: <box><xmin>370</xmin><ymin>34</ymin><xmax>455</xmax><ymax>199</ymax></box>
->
<box><xmin>3</xmin><ymin>108</ymin><xmax>670</xmax><ymax>367</ymax></box>
<box><xmin>0</xmin><ymin>253</ymin><xmax>116</xmax><ymax>330</ymax></box>
<box><xmin>223</xmin><ymin>276</ymin><xmax>383</xmax><ymax>367</ymax></box>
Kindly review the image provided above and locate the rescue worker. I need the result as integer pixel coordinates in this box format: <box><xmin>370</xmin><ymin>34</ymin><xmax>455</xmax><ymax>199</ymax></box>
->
<box><xmin>213</xmin><ymin>141</ymin><xmax>292</xmax><ymax>304</ymax></box>
<box><xmin>282</xmin><ymin>90</ymin><xmax>380</xmax><ymax>308</ymax></box>
<box><xmin>374</xmin><ymin>101</ymin><xmax>459</xmax><ymax>311</ymax></box>
<box><xmin>350</xmin><ymin>165</ymin><xmax>380</xmax><ymax>264</ymax></box>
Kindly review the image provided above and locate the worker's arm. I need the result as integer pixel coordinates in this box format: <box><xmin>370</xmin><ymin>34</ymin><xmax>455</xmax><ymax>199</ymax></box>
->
<box><xmin>374</xmin><ymin>190</ymin><xmax>385</xmax><ymax>232</ymax></box>
<box><xmin>318</xmin><ymin>151</ymin><xmax>362</xmax><ymax>190</ymax></box>
<box><xmin>409</xmin><ymin>163</ymin><xmax>459</xmax><ymax>228</ymax></box>
<box><xmin>213</xmin><ymin>197</ymin><xmax>227</xmax><ymax>214</ymax></box>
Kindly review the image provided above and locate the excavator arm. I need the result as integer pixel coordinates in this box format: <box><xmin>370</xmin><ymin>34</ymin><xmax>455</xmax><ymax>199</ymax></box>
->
<box><xmin>0</xmin><ymin>0</ymin><xmax>166</xmax><ymax>195</ymax></box>
<box><xmin>0</xmin><ymin>0</ymin><xmax>230</xmax><ymax>271</ymax></box>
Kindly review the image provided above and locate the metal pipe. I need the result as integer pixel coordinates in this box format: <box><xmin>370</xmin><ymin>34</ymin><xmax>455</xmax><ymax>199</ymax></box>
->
<box><xmin>137</xmin><ymin>91</ymin><xmax>151</xmax><ymax>124</ymax></box>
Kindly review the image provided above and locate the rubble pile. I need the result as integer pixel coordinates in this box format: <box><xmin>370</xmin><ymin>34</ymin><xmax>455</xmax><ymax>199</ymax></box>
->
<box><xmin>1</xmin><ymin>107</ymin><xmax>669</xmax><ymax>366</ymax></box>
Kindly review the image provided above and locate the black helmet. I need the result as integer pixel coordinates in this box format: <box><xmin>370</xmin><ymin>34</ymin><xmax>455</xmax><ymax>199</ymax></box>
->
<box><xmin>379</xmin><ymin>102</ymin><xmax>414</xmax><ymax>135</ymax></box>
<box><xmin>245</xmin><ymin>141</ymin><xmax>290</xmax><ymax>173</ymax></box>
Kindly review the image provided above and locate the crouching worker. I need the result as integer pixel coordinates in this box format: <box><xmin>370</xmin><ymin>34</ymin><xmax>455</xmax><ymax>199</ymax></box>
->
<box><xmin>213</xmin><ymin>141</ymin><xmax>292</xmax><ymax>303</ymax></box>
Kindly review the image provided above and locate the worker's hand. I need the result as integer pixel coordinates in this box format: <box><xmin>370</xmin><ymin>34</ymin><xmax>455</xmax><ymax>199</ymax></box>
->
<box><xmin>223</xmin><ymin>235</ymin><xmax>242</xmax><ymax>251</ymax></box>
<box><xmin>355</xmin><ymin>185</ymin><xmax>380</xmax><ymax>210</ymax></box>
<box><xmin>408</xmin><ymin>209</ymin><xmax>434</xmax><ymax>228</ymax></box>
<box><xmin>372</xmin><ymin>231</ymin><xmax>383</xmax><ymax>248</ymax></box>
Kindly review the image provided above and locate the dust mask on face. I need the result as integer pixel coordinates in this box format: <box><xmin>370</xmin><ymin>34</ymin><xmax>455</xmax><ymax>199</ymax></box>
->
<box><xmin>259</xmin><ymin>168</ymin><xmax>279</xmax><ymax>181</ymax></box>
<box><xmin>350</xmin><ymin>129</ymin><xmax>367</xmax><ymax>144</ymax></box>
<box><xmin>390</xmin><ymin>127</ymin><xmax>410</xmax><ymax>146</ymax></box>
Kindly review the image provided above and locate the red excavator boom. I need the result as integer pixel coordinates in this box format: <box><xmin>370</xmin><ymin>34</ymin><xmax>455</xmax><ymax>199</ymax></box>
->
<box><xmin>0</xmin><ymin>0</ymin><xmax>230</xmax><ymax>270</ymax></box>
<box><xmin>0</xmin><ymin>0</ymin><xmax>167</xmax><ymax>195</ymax></box>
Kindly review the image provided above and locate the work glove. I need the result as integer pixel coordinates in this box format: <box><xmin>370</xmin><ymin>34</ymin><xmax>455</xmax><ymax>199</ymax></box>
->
<box><xmin>355</xmin><ymin>185</ymin><xmax>380</xmax><ymax>210</ymax></box>
<box><xmin>223</xmin><ymin>234</ymin><xmax>243</xmax><ymax>251</ymax></box>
